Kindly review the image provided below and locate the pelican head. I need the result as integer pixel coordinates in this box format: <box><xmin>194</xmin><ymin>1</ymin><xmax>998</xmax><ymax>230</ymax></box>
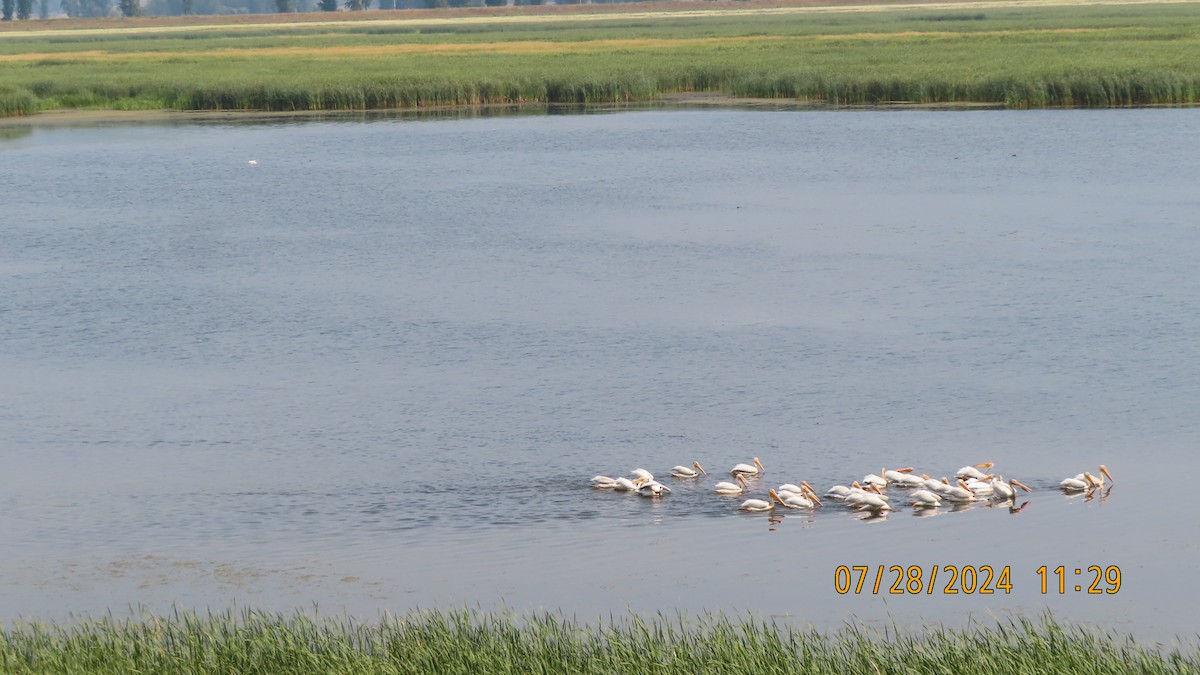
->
<box><xmin>693</xmin><ymin>461</ymin><xmax>707</xmax><ymax>476</ymax></box>
<box><xmin>803</xmin><ymin>485</ymin><xmax>823</xmax><ymax>506</ymax></box>
<box><xmin>768</xmin><ymin>488</ymin><xmax>782</xmax><ymax>504</ymax></box>
<box><xmin>1099</xmin><ymin>465</ymin><xmax>1114</xmax><ymax>484</ymax></box>
<box><xmin>1010</xmin><ymin>479</ymin><xmax>1033</xmax><ymax>492</ymax></box>
<box><xmin>638</xmin><ymin>480</ymin><xmax>671</xmax><ymax>497</ymax></box>
<box><xmin>753</xmin><ymin>457</ymin><xmax>765</xmax><ymax>473</ymax></box>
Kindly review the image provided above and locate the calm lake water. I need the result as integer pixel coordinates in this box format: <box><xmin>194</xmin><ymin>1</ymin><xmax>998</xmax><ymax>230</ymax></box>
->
<box><xmin>2</xmin><ymin>107</ymin><xmax>1198</xmax><ymax>643</ymax></box>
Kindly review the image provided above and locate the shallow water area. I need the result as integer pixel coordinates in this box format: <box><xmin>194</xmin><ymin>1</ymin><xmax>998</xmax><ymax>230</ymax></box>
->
<box><xmin>2</xmin><ymin>107</ymin><xmax>1199</xmax><ymax>644</ymax></box>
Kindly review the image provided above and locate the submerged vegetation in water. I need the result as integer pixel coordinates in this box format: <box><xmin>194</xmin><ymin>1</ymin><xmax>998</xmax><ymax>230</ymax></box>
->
<box><xmin>1</xmin><ymin>608</ymin><xmax>1197</xmax><ymax>674</ymax></box>
<box><xmin>2</xmin><ymin>1</ymin><xmax>1200</xmax><ymax>116</ymax></box>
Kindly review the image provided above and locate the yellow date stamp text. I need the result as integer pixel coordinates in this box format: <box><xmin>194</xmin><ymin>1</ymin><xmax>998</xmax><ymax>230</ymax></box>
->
<box><xmin>834</xmin><ymin>565</ymin><xmax>1012</xmax><ymax>595</ymax></box>
<box><xmin>833</xmin><ymin>565</ymin><xmax>1123</xmax><ymax>595</ymax></box>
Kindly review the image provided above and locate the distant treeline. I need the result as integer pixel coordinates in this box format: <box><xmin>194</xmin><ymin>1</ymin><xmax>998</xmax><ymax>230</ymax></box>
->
<box><xmin>2</xmin><ymin>0</ymin><xmax>643</xmax><ymax>19</ymax></box>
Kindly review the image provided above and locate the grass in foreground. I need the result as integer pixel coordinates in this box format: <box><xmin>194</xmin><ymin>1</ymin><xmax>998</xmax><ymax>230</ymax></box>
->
<box><xmin>3</xmin><ymin>1</ymin><xmax>1200</xmax><ymax>115</ymax></box>
<box><xmin>1</xmin><ymin>608</ymin><xmax>1197</xmax><ymax>674</ymax></box>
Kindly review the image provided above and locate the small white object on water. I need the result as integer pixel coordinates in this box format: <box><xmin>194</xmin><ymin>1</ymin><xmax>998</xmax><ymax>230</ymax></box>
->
<box><xmin>248</xmin><ymin>160</ymin><xmax>258</xmax><ymax>165</ymax></box>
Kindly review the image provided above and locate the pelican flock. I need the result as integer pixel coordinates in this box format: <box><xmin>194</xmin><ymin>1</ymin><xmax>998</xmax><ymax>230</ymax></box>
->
<box><xmin>589</xmin><ymin>457</ymin><xmax>1113</xmax><ymax>517</ymax></box>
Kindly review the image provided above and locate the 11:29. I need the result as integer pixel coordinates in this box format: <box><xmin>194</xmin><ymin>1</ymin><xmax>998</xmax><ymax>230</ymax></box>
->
<box><xmin>1036</xmin><ymin>565</ymin><xmax>1121</xmax><ymax>594</ymax></box>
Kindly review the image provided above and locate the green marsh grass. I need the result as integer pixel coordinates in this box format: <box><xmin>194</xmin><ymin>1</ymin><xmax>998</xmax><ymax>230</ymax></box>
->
<box><xmin>0</xmin><ymin>86</ymin><xmax>38</xmax><ymax>116</ymax></box>
<box><xmin>1</xmin><ymin>608</ymin><xmax>1197</xmax><ymax>674</ymax></box>
<box><xmin>3</xmin><ymin>2</ymin><xmax>1200</xmax><ymax>115</ymax></box>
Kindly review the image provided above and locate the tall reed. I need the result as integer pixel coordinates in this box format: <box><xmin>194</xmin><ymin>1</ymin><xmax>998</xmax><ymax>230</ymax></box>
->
<box><xmin>0</xmin><ymin>86</ymin><xmax>37</xmax><ymax>116</ymax></box>
<box><xmin>2</xmin><ymin>608</ymin><xmax>1197</xmax><ymax>674</ymax></box>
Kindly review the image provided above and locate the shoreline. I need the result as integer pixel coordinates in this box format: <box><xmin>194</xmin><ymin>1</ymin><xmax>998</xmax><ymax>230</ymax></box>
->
<box><xmin>11</xmin><ymin>96</ymin><xmax>1198</xmax><ymax>128</ymax></box>
<box><xmin>0</xmin><ymin>96</ymin><xmax>1066</xmax><ymax>128</ymax></box>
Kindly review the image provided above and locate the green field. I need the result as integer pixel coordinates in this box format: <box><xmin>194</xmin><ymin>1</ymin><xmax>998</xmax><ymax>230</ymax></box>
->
<box><xmin>2</xmin><ymin>607</ymin><xmax>1198</xmax><ymax>674</ymax></box>
<box><xmin>2</xmin><ymin>0</ymin><xmax>1200</xmax><ymax>117</ymax></box>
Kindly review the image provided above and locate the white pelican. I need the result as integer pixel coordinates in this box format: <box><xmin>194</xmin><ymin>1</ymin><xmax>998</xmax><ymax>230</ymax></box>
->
<box><xmin>989</xmin><ymin>476</ymin><xmax>1032</xmax><ymax>500</ymax></box>
<box><xmin>884</xmin><ymin>467</ymin><xmax>924</xmax><ymax>487</ymax></box>
<box><xmin>713</xmin><ymin>474</ymin><xmax>750</xmax><ymax>495</ymax></box>
<box><xmin>771</xmin><ymin>487</ymin><xmax>821</xmax><ymax>509</ymax></box>
<box><xmin>846</xmin><ymin>486</ymin><xmax>892</xmax><ymax>512</ymax></box>
<box><xmin>909</xmin><ymin>489</ymin><xmax>942</xmax><ymax>508</ymax></box>
<box><xmin>849</xmin><ymin>482</ymin><xmax>889</xmax><ymax>500</ymax></box>
<box><xmin>670</xmin><ymin>461</ymin><xmax>706</xmax><ymax>478</ymax></box>
<box><xmin>630</xmin><ymin>468</ymin><xmax>655</xmax><ymax>484</ymax></box>
<box><xmin>637</xmin><ymin>481</ymin><xmax>672</xmax><ymax>497</ymax></box>
<box><xmin>824</xmin><ymin>484</ymin><xmax>853</xmax><ymax>500</ymax></box>
<box><xmin>963</xmin><ymin>477</ymin><xmax>994</xmax><ymax>497</ymax></box>
<box><xmin>860</xmin><ymin>472</ymin><xmax>887</xmax><ymax>489</ymax></box>
<box><xmin>1070</xmin><ymin>465</ymin><xmax>1114</xmax><ymax>487</ymax></box>
<box><xmin>611</xmin><ymin>477</ymin><xmax>640</xmax><ymax>492</ymax></box>
<box><xmin>941</xmin><ymin>480</ymin><xmax>980</xmax><ymax>503</ymax></box>
<box><xmin>738</xmin><ymin>497</ymin><xmax>774</xmax><ymax>512</ymax></box>
<box><xmin>1061</xmin><ymin>472</ymin><xmax>1103</xmax><ymax>492</ymax></box>
<box><xmin>591</xmin><ymin>475</ymin><xmax>618</xmax><ymax>488</ymax></box>
<box><xmin>776</xmin><ymin>481</ymin><xmax>814</xmax><ymax>496</ymax></box>
<box><xmin>730</xmin><ymin>457</ymin><xmax>765</xmax><ymax>477</ymax></box>
<box><xmin>956</xmin><ymin>462</ymin><xmax>995</xmax><ymax>481</ymax></box>
<box><xmin>1059</xmin><ymin>476</ymin><xmax>1088</xmax><ymax>491</ymax></box>
<box><xmin>921</xmin><ymin>475</ymin><xmax>953</xmax><ymax>495</ymax></box>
